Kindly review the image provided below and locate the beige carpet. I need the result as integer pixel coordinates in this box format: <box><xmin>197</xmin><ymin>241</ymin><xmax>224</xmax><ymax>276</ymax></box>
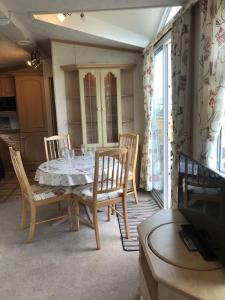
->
<box><xmin>0</xmin><ymin>174</ymin><xmax>151</xmax><ymax>300</ymax></box>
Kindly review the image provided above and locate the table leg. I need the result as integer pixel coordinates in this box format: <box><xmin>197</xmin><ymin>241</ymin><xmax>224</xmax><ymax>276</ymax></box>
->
<box><xmin>51</xmin><ymin>204</ymin><xmax>94</xmax><ymax>229</ymax></box>
<box><xmin>84</xmin><ymin>204</ymin><xmax>93</xmax><ymax>225</ymax></box>
<box><xmin>82</xmin><ymin>205</ymin><xmax>104</xmax><ymax>224</ymax></box>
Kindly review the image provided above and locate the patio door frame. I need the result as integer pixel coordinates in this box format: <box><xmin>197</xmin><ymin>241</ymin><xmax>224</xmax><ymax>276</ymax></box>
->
<box><xmin>152</xmin><ymin>33</ymin><xmax>171</xmax><ymax>208</ymax></box>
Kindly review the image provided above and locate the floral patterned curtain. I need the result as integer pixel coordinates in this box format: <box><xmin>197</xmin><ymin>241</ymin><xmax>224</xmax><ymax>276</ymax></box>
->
<box><xmin>140</xmin><ymin>46</ymin><xmax>154</xmax><ymax>191</ymax></box>
<box><xmin>171</xmin><ymin>9</ymin><xmax>192</xmax><ymax>207</ymax></box>
<box><xmin>196</xmin><ymin>0</ymin><xmax>225</xmax><ymax>169</ymax></box>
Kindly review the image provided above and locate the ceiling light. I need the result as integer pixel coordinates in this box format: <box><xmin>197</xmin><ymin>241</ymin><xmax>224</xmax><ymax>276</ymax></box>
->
<box><xmin>27</xmin><ymin>50</ymin><xmax>41</xmax><ymax>68</ymax></box>
<box><xmin>18</xmin><ymin>39</ymin><xmax>33</xmax><ymax>47</ymax></box>
<box><xmin>80</xmin><ymin>12</ymin><xmax>85</xmax><ymax>22</ymax></box>
<box><xmin>57</xmin><ymin>12</ymin><xmax>72</xmax><ymax>22</ymax></box>
<box><xmin>57</xmin><ymin>13</ymin><xmax>65</xmax><ymax>22</ymax></box>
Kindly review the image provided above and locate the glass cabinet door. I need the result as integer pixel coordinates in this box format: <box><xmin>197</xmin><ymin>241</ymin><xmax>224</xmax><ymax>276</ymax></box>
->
<box><xmin>79</xmin><ymin>70</ymin><xmax>102</xmax><ymax>146</ymax></box>
<box><xmin>101</xmin><ymin>69</ymin><xmax>122</xmax><ymax>147</ymax></box>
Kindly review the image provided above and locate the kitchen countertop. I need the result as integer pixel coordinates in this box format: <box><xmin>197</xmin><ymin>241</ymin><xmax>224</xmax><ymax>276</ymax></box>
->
<box><xmin>0</xmin><ymin>129</ymin><xmax>20</xmax><ymax>134</ymax></box>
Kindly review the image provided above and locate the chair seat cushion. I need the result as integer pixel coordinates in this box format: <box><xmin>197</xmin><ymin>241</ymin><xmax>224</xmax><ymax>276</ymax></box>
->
<box><xmin>72</xmin><ymin>183</ymin><xmax>123</xmax><ymax>202</ymax></box>
<box><xmin>32</xmin><ymin>184</ymin><xmax>71</xmax><ymax>201</ymax></box>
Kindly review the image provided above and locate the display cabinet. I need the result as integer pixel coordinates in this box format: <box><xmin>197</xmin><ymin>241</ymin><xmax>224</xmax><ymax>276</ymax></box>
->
<box><xmin>62</xmin><ymin>64</ymin><xmax>135</xmax><ymax>149</ymax></box>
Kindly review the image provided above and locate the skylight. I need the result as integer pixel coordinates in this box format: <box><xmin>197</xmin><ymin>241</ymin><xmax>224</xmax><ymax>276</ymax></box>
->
<box><xmin>165</xmin><ymin>6</ymin><xmax>182</xmax><ymax>25</ymax></box>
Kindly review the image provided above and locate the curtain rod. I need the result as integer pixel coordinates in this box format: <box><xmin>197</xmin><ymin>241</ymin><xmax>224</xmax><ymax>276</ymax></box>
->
<box><xmin>143</xmin><ymin>0</ymin><xmax>199</xmax><ymax>54</ymax></box>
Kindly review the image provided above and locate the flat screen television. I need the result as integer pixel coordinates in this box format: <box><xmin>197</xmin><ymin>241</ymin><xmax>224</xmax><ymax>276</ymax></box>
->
<box><xmin>178</xmin><ymin>153</ymin><xmax>225</xmax><ymax>267</ymax></box>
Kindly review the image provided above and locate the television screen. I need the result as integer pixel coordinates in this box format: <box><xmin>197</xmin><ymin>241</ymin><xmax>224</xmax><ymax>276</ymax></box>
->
<box><xmin>178</xmin><ymin>153</ymin><xmax>225</xmax><ymax>266</ymax></box>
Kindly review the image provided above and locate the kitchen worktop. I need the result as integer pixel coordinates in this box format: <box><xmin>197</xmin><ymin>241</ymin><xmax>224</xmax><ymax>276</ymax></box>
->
<box><xmin>0</xmin><ymin>129</ymin><xmax>20</xmax><ymax>134</ymax></box>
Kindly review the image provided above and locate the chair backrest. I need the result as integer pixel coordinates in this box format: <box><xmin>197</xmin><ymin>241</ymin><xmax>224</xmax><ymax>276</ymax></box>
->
<box><xmin>93</xmin><ymin>148</ymin><xmax>130</xmax><ymax>203</ymax></box>
<box><xmin>44</xmin><ymin>134</ymin><xmax>71</xmax><ymax>160</ymax></box>
<box><xmin>119</xmin><ymin>133</ymin><xmax>139</xmax><ymax>173</ymax></box>
<box><xmin>9</xmin><ymin>147</ymin><xmax>33</xmax><ymax>203</ymax></box>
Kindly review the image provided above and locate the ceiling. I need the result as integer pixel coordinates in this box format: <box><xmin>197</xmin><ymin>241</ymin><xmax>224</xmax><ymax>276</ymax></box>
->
<box><xmin>33</xmin><ymin>8</ymin><xmax>166</xmax><ymax>48</ymax></box>
<box><xmin>0</xmin><ymin>0</ymin><xmax>184</xmax><ymax>13</ymax></box>
<box><xmin>0</xmin><ymin>32</ymin><xmax>30</xmax><ymax>68</ymax></box>
<box><xmin>0</xmin><ymin>0</ymin><xmax>185</xmax><ymax>69</ymax></box>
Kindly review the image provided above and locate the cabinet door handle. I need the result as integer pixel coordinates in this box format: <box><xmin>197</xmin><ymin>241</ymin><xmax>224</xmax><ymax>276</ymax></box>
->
<box><xmin>97</xmin><ymin>106</ymin><xmax>101</xmax><ymax>111</ymax></box>
<box><xmin>102</xmin><ymin>107</ymin><xmax>105</xmax><ymax>111</ymax></box>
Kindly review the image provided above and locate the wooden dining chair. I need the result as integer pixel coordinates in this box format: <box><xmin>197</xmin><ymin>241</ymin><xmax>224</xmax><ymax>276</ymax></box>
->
<box><xmin>44</xmin><ymin>134</ymin><xmax>71</xmax><ymax>160</ymax></box>
<box><xmin>9</xmin><ymin>147</ymin><xmax>73</xmax><ymax>243</ymax></box>
<box><xmin>72</xmin><ymin>148</ymin><xmax>131</xmax><ymax>250</ymax></box>
<box><xmin>119</xmin><ymin>133</ymin><xmax>139</xmax><ymax>203</ymax></box>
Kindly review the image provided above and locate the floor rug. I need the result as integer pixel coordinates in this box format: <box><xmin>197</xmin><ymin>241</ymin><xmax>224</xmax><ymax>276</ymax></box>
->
<box><xmin>116</xmin><ymin>196</ymin><xmax>160</xmax><ymax>251</ymax></box>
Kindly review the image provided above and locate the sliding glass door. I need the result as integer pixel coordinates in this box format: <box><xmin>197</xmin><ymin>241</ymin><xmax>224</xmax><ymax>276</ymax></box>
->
<box><xmin>152</xmin><ymin>38</ymin><xmax>171</xmax><ymax>207</ymax></box>
<box><xmin>152</xmin><ymin>48</ymin><xmax>164</xmax><ymax>201</ymax></box>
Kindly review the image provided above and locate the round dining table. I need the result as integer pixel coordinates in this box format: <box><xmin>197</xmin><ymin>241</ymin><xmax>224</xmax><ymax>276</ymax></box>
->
<box><xmin>35</xmin><ymin>155</ymin><xmax>97</xmax><ymax>226</ymax></box>
<box><xmin>35</xmin><ymin>156</ymin><xmax>96</xmax><ymax>187</ymax></box>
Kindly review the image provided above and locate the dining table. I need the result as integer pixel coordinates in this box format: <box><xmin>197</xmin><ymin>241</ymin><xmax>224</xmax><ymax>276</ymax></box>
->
<box><xmin>35</xmin><ymin>155</ymin><xmax>96</xmax><ymax>187</ymax></box>
<box><xmin>35</xmin><ymin>155</ymin><xmax>97</xmax><ymax>226</ymax></box>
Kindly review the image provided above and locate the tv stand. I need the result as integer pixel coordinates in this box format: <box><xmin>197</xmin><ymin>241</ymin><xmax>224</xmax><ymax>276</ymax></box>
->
<box><xmin>137</xmin><ymin>209</ymin><xmax>225</xmax><ymax>300</ymax></box>
<box><xmin>179</xmin><ymin>224</ymin><xmax>217</xmax><ymax>261</ymax></box>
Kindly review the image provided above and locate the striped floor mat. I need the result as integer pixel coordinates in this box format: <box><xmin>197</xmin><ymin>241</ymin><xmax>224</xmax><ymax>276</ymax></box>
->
<box><xmin>116</xmin><ymin>196</ymin><xmax>160</xmax><ymax>251</ymax></box>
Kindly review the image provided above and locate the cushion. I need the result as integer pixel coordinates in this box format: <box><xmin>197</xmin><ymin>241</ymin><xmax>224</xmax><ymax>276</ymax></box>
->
<box><xmin>72</xmin><ymin>183</ymin><xmax>123</xmax><ymax>202</ymax></box>
<box><xmin>32</xmin><ymin>184</ymin><xmax>71</xmax><ymax>201</ymax></box>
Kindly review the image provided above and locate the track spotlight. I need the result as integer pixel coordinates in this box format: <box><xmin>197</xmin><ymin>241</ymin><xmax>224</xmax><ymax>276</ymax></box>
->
<box><xmin>27</xmin><ymin>50</ymin><xmax>41</xmax><ymax>68</ymax></box>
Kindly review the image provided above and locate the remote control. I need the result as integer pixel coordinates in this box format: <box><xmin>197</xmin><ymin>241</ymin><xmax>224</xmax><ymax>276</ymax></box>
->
<box><xmin>183</xmin><ymin>236</ymin><xmax>198</xmax><ymax>251</ymax></box>
<box><xmin>179</xmin><ymin>230</ymin><xmax>198</xmax><ymax>251</ymax></box>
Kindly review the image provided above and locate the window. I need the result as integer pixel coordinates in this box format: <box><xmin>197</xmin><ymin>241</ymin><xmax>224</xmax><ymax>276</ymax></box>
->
<box><xmin>165</xmin><ymin>7</ymin><xmax>182</xmax><ymax>25</ymax></box>
<box><xmin>158</xmin><ymin>6</ymin><xmax>182</xmax><ymax>33</ymax></box>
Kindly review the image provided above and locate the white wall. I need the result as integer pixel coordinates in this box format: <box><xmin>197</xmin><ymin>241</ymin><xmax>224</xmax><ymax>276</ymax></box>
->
<box><xmin>51</xmin><ymin>41</ymin><xmax>144</xmax><ymax>141</ymax></box>
<box><xmin>42</xmin><ymin>58</ymin><xmax>54</xmax><ymax>135</ymax></box>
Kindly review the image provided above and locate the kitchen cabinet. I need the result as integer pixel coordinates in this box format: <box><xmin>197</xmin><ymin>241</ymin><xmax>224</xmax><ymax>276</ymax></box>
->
<box><xmin>0</xmin><ymin>76</ymin><xmax>16</xmax><ymax>97</ymax></box>
<box><xmin>20</xmin><ymin>131</ymin><xmax>47</xmax><ymax>164</ymax></box>
<box><xmin>15</xmin><ymin>75</ymin><xmax>48</xmax><ymax>165</ymax></box>
<box><xmin>15</xmin><ymin>76</ymin><xmax>47</xmax><ymax>132</ymax></box>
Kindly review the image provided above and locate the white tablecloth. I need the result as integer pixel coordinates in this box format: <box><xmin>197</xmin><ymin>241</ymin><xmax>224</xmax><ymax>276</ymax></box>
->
<box><xmin>35</xmin><ymin>156</ymin><xmax>96</xmax><ymax>187</ymax></box>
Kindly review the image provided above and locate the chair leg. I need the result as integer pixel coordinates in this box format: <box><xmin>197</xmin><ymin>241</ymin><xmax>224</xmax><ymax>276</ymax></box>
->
<box><xmin>75</xmin><ymin>200</ymin><xmax>80</xmax><ymax>231</ymax></box>
<box><xmin>20</xmin><ymin>196</ymin><xmax>27</xmax><ymax>230</ymax></box>
<box><xmin>111</xmin><ymin>204</ymin><xmax>115</xmax><ymax>215</ymax></box>
<box><xmin>122</xmin><ymin>198</ymin><xmax>130</xmax><ymax>239</ymax></box>
<box><xmin>28</xmin><ymin>206</ymin><xmax>36</xmax><ymax>243</ymax></box>
<box><xmin>67</xmin><ymin>198</ymin><xmax>73</xmax><ymax>231</ymax></box>
<box><xmin>93</xmin><ymin>207</ymin><xmax>101</xmax><ymax>250</ymax></box>
<box><xmin>132</xmin><ymin>177</ymin><xmax>138</xmax><ymax>204</ymax></box>
<box><xmin>107</xmin><ymin>206</ymin><xmax>111</xmax><ymax>221</ymax></box>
